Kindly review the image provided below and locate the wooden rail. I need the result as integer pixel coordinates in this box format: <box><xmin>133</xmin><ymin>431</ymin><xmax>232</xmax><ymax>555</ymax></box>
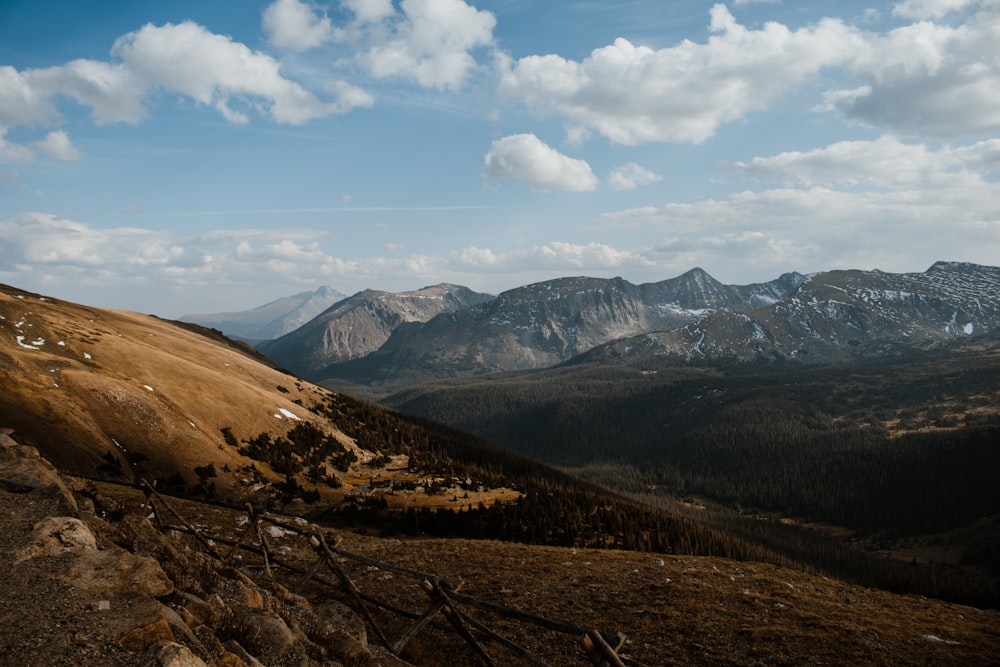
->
<box><xmin>140</xmin><ymin>479</ymin><xmax>630</xmax><ymax>667</ymax></box>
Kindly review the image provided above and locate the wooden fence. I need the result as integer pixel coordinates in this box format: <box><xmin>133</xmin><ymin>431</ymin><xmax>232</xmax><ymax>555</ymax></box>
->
<box><xmin>140</xmin><ymin>479</ymin><xmax>630</xmax><ymax>667</ymax></box>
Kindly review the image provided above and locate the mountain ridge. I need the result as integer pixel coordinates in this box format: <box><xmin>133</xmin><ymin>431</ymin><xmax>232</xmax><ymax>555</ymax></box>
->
<box><xmin>257</xmin><ymin>283</ymin><xmax>494</xmax><ymax>378</ymax></box>
<box><xmin>181</xmin><ymin>285</ymin><xmax>346</xmax><ymax>341</ymax></box>
<box><xmin>301</xmin><ymin>262</ymin><xmax>996</xmax><ymax>390</ymax></box>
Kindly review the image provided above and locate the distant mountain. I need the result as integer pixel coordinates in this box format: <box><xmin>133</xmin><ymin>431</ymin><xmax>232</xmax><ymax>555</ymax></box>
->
<box><xmin>180</xmin><ymin>285</ymin><xmax>346</xmax><ymax>341</ymax></box>
<box><xmin>308</xmin><ymin>270</ymin><xmax>807</xmax><ymax>386</ymax></box>
<box><xmin>304</xmin><ymin>262</ymin><xmax>1000</xmax><ymax>390</ymax></box>
<box><xmin>257</xmin><ymin>283</ymin><xmax>494</xmax><ymax>377</ymax></box>
<box><xmin>578</xmin><ymin>261</ymin><xmax>1000</xmax><ymax>366</ymax></box>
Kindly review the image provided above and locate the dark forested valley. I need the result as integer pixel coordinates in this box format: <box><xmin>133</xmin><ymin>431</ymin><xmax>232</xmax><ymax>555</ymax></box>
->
<box><xmin>382</xmin><ymin>332</ymin><xmax>1000</xmax><ymax>608</ymax></box>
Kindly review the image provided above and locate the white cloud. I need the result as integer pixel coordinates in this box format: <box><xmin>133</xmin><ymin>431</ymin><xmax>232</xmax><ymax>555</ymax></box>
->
<box><xmin>0</xmin><ymin>19</ymin><xmax>369</xmax><ymax>139</ymax></box>
<box><xmin>113</xmin><ymin>22</ymin><xmax>371</xmax><ymax>124</ymax></box>
<box><xmin>263</xmin><ymin>0</ymin><xmax>334</xmax><ymax>50</ymax></box>
<box><xmin>0</xmin><ymin>65</ymin><xmax>58</xmax><ymax>127</ymax></box>
<box><xmin>349</xmin><ymin>0</ymin><xmax>497</xmax><ymax>89</ymax></box>
<box><xmin>600</xmin><ymin>136</ymin><xmax>1000</xmax><ymax>277</ymax></box>
<box><xmin>823</xmin><ymin>9</ymin><xmax>1000</xmax><ymax>136</ymax></box>
<box><xmin>727</xmin><ymin>135</ymin><xmax>1000</xmax><ymax>190</ymax></box>
<box><xmin>498</xmin><ymin>5</ymin><xmax>861</xmax><ymax>145</ymax></box>
<box><xmin>892</xmin><ymin>0</ymin><xmax>980</xmax><ymax>19</ymax></box>
<box><xmin>262</xmin><ymin>0</ymin><xmax>497</xmax><ymax>91</ymax></box>
<box><xmin>34</xmin><ymin>131</ymin><xmax>82</xmax><ymax>161</ymax></box>
<box><xmin>1</xmin><ymin>59</ymin><xmax>144</xmax><ymax>128</ymax></box>
<box><xmin>0</xmin><ymin>128</ymin><xmax>35</xmax><ymax>162</ymax></box>
<box><xmin>452</xmin><ymin>242</ymin><xmax>654</xmax><ymax>274</ymax></box>
<box><xmin>481</xmin><ymin>133</ymin><xmax>598</xmax><ymax>191</ymax></box>
<box><xmin>608</xmin><ymin>163</ymin><xmax>662</xmax><ymax>191</ymax></box>
<box><xmin>344</xmin><ymin>0</ymin><xmax>396</xmax><ymax>23</ymax></box>
<box><xmin>28</xmin><ymin>59</ymin><xmax>147</xmax><ymax>125</ymax></box>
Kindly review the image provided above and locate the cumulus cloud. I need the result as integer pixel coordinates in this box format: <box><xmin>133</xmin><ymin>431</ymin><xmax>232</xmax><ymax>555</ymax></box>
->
<box><xmin>481</xmin><ymin>133</ymin><xmax>598</xmax><ymax>191</ymax></box>
<box><xmin>497</xmin><ymin>4</ymin><xmax>1000</xmax><ymax>144</ymax></box>
<box><xmin>27</xmin><ymin>59</ymin><xmax>147</xmax><ymax>125</ymax></box>
<box><xmin>601</xmin><ymin>136</ymin><xmax>1000</xmax><ymax>277</ymax></box>
<box><xmin>891</xmin><ymin>0</ymin><xmax>981</xmax><ymax>19</ymax></box>
<box><xmin>113</xmin><ymin>22</ymin><xmax>372</xmax><ymax>124</ymax></box>
<box><xmin>0</xmin><ymin>19</ymin><xmax>369</xmax><ymax>141</ymax></box>
<box><xmin>1</xmin><ymin>60</ymin><xmax>144</xmax><ymax>127</ymax></box>
<box><xmin>453</xmin><ymin>241</ymin><xmax>651</xmax><ymax>272</ymax></box>
<box><xmin>823</xmin><ymin>8</ymin><xmax>1000</xmax><ymax>136</ymax></box>
<box><xmin>0</xmin><ymin>65</ymin><xmax>58</xmax><ymax>127</ymax></box>
<box><xmin>351</xmin><ymin>0</ymin><xmax>497</xmax><ymax>89</ymax></box>
<box><xmin>727</xmin><ymin>135</ymin><xmax>1000</xmax><ymax>190</ymax></box>
<box><xmin>608</xmin><ymin>163</ymin><xmax>662</xmax><ymax>191</ymax></box>
<box><xmin>259</xmin><ymin>0</ymin><xmax>496</xmax><ymax>89</ymax></box>
<box><xmin>344</xmin><ymin>0</ymin><xmax>396</xmax><ymax>23</ymax></box>
<box><xmin>263</xmin><ymin>0</ymin><xmax>334</xmax><ymax>50</ymax></box>
<box><xmin>0</xmin><ymin>213</ymin><xmax>426</xmax><ymax>295</ymax></box>
<box><xmin>498</xmin><ymin>5</ymin><xmax>862</xmax><ymax>145</ymax></box>
<box><xmin>34</xmin><ymin>131</ymin><xmax>82</xmax><ymax>161</ymax></box>
<box><xmin>0</xmin><ymin>128</ymin><xmax>35</xmax><ymax>162</ymax></box>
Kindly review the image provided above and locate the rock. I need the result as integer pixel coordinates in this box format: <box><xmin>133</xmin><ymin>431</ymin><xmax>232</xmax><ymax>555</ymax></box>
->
<box><xmin>234</xmin><ymin>610</ymin><xmax>297</xmax><ymax>656</ymax></box>
<box><xmin>118</xmin><ymin>617</ymin><xmax>175</xmax><ymax>652</ymax></box>
<box><xmin>0</xmin><ymin>435</ymin><xmax>79</xmax><ymax>513</ymax></box>
<box><xmin>238</xmin><ymin>581</ymin><xmax>264</xmax><ymax>610</ymax></box>
<box><xmin>114</xmin><ymin>595</ymin><xmax>204</xmax><ymax>653</ymax></box>
<box><xmin>156</xmin><ymin>641</ymin><xmax>209</xmax><ymax>667</ymax></box>
<box><xmin>15</xmin><ymin>516</ymin><xmax>96</xmax><ymax>561</ymax></box>
<box><xmin>223</xmin><ymin>640</ymin><xmax>265</xmax><ymax>667</ymax></box>
<box><xmin>60</xmin><ymin>548</ymin><xmax>174</xmax><ymax>597</ymax></box>
<box><xmin>207</xmin><ymin>594</ymin><xmax>232</xmax><ymax>625</ymax></box>
<box><xmin>214</xmin><ymin>652</ymin><xmax>252</xmax><ymax>667</ymax></box>
<box><xmin>314</xmin><ymin>600</ymin><xmax>367</xmax><ymax>645</ymax></box>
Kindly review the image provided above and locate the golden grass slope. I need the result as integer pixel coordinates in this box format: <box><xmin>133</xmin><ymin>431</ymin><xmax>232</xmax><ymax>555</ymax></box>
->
<box><xmin>0</xmin><ymin>283</ymin><xmax>343</xmax><ymax>495</ymax></box>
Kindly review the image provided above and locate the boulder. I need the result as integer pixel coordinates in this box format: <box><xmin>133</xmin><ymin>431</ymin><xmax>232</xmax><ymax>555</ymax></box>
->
<box><xmin>61</xmin><ymin>548</ymin><xmax>174</xmax><ymax>598</ymax></box>
<box><xmin>156</xmin><ymin>641</ymin><xmax>209</xmax><ymax>667</ymax></box>
<box><xmin>0</xmin><ymin>433</ymin><xmax>78</xmax><ymax>513</ymax></box>
<box><xmin>15</xmin><ymin>516</ymin><xmax>96</xmax><ymax>562</ymax></box>
<box><xmin>233</xmin><ymin>610</ymin><xmax>297</xmax><ymax>656</ymax></box>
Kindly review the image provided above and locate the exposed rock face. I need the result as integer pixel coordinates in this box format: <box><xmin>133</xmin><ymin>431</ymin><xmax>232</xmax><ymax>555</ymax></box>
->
<box><xmin>310</xmin><ymin>271</ymin><xmax>806</xmax><ymax>385</ymax></box>
<box><xmin>580</xmin><ymin>261</ymin><xmax>1000</xmax><ymax>366</ymax></box>
<box><xmin>258</xmin><ymin>283</ymin><xmax>494</xmax><ymax>376</ymax></box>
<box><xmin>310</xmin><ymin>262</ymin><xmax>1000</xmax><ymax>387</ymax></box>
<box><xmin>0</xmin><ymin>430</ymin><xmax>79</xmax><ymax>513</ymax></box>
<box><xmin>15</xmin><ymin>516</ymin><xmax>98</xmax><ymax>561</ymax></box>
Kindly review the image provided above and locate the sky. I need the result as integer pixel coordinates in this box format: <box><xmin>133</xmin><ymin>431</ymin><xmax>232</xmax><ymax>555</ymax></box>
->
<box><xmin>1</xmin><ymin>0</ymin><xmax>999</xmax><ymax>317</ymax></box>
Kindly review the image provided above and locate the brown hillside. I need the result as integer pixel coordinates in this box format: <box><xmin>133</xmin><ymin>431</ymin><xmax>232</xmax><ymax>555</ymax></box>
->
<box><xmin>0</xmin><ymin>284</ymin><xmax>398</xmax><ymax>501</ymax></box>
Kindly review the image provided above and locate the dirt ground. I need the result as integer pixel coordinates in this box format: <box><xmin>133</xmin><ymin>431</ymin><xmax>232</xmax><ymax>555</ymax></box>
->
<box><xmin>43</xmin><ymin>479</ymin><xmax>999</xmax><ymax>667</ymax></box>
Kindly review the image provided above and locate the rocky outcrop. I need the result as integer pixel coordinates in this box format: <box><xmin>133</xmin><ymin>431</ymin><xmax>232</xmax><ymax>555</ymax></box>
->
<box><xmin>0</xmin><ymin>430</ymin><xmax>410</xmax><ymax>667</ymax></box>
<box><xmin>258</xmin><ymin>283</ymin><xmax>494</xmax><ymax>376</ymax></box>
<box><xmin>0</xmin><ymin>429</ymin><xmax>79</xmax><ymax>513</ymax></box>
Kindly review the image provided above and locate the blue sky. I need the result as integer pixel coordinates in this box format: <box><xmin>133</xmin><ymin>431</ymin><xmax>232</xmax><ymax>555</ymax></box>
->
<box><xmin>2</xmin><ymin>0</ymin><xmax>999</xmax><ymax>317</ymax></box>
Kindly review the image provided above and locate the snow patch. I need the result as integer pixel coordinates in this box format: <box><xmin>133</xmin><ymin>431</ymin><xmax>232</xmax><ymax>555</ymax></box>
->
<box><xmin>143</xmin><ymin>385</ymin><xmax>154</xmax><ymax>392</ymax></box>
<box><xmin>265</xmin><ymin>525</ymin><xmax>296</xmax><ymax>538</ymax></box>
<box><xmin>15</xmin><ymin>336</ymin><xmax>40</xmax><ymax>350</ymax></box>
<box><xmin>83</xmin><ymin>352</ymin><xmax>92</xmax><ymax>359</ymax></box>
<box><xmin>922</xmin><ymin>635</ymin><xmax>961</xmax><ymax>646</ymax></box>
<box><xmin>964</xmin><ymin>322</ymin><xmax>974</xmax><ymax>334</ymax></box>
<box><xmin>276</xmin><ymin>407</ymin><xmax>301</xmax><ymax>420</ymax></box>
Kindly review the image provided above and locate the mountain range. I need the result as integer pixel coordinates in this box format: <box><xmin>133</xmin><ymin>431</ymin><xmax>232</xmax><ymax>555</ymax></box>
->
<box><xmin>246</xmin><ymin>262</ymin><xmax>999</xmax><ymax>391</ymax></box>
<box><xmin>256</xmin><ymin>283</ymin><xmax>493</xmax><ymax>378</ymax></box>
<box><xmin>181</xmin><ymin>285</ymin><xmax>346</xmax><ymax>342</ymax></box>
